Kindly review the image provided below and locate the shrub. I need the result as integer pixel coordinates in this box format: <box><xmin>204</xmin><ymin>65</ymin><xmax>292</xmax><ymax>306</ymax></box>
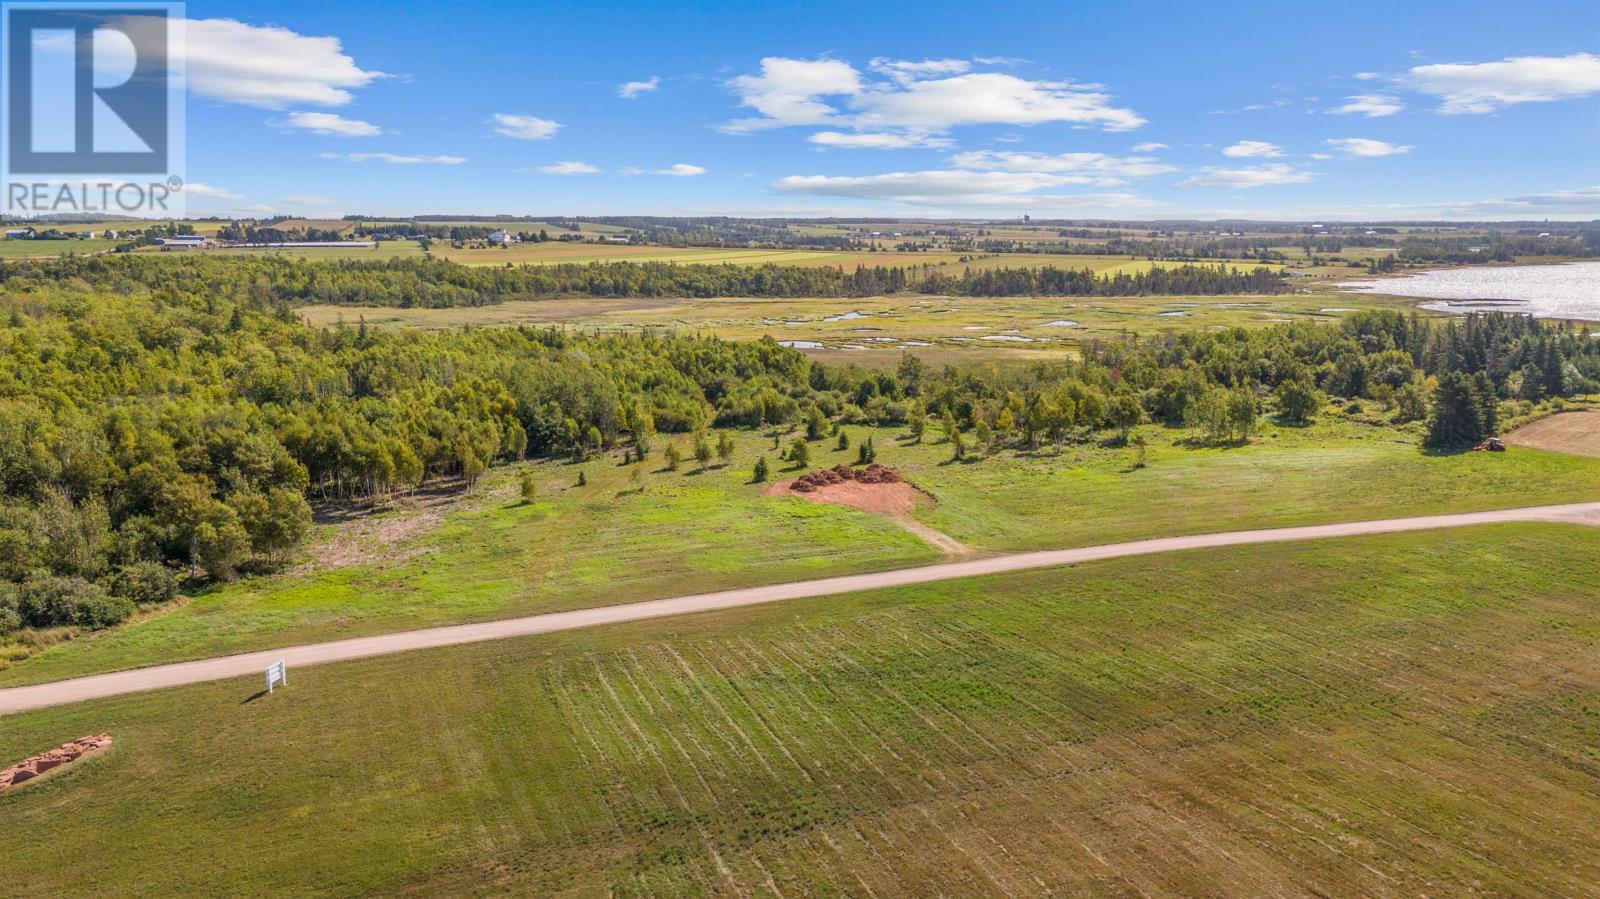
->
<box><xmin>109</xmin><ymin>561</ymin><xmax>178</xmax><ymax>605</ymax></box>
<box><xmin>0</xmin><ymin>582</ymin><xmax>18</xmax><ymax>634</ymax></box>
<box><xmin>16</xmin><ymin>576</ymin><xmax>132</xmax><ymax>630</ymax></box>
<box><xmin>74</xmin><ymin>592</ymin><xmax>135</xmax><ymax>630</ymax></box>
<box><xmin>1273</xmin><ymin>376</ymin><xmax>1322</xmax><ymax>424</ymax></box>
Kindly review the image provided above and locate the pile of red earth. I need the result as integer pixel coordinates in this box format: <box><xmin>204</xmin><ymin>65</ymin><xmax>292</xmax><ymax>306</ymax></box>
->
<box><xmin>791</xmin><ymin>463</ymin><xmax>903</xmax><ymax>492</ymax></box>
<box><xmin>0</xmin><ymin>734</ymin><xmax>113</xmax><ymax>792</ymax></box>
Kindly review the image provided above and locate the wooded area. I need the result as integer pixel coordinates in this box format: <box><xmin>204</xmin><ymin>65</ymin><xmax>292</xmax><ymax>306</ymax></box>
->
<box><xmin>0</xmin><ymin>255</ymin><xmax>1594</xmax><ymax>637</ymax></box>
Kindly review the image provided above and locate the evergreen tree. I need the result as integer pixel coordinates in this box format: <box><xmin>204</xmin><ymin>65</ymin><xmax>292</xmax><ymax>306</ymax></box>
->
<box><xmin>1426</xmin><ymin>372</ymin><xmax>1491</xmax><ymax>448</ymax></box>
<box><xmin>789</xmin><ymin>437</ymin><xmax>811</xmax><ymax>469</ymax></box>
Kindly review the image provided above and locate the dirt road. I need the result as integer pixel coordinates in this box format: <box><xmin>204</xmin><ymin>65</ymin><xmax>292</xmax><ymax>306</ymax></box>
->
<box><xmin>3</xmin><ymin>501</ymin><xmax>1597</xmax><ymax>716</ymax></box>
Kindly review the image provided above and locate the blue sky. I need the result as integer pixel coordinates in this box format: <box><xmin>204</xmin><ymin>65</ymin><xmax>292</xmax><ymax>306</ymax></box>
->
<box><xmin>170</xmin><ymin>0</ymin><xmax>1599</xmax><ymax>220</ymax></box>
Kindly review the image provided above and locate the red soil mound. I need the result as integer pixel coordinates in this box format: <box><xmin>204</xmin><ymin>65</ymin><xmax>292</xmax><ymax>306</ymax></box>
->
<box><xmin>0</xmin><ymin>734</ymin><xmax>113</xmax><ymax>792</ymax></box>
<box><xmin>789</xmin><ymin>463</ymin><xmax>903</xmax><ymax>492</ymax></box>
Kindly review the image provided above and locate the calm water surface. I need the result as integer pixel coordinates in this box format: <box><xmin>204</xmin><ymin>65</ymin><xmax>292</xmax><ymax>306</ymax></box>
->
<box><xmin>1340</xmin><ymin>262</ymin><xmax>1600</xmax><ymax>321</ymax></box>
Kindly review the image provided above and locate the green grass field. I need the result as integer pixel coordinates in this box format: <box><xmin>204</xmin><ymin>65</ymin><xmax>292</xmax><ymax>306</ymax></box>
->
<box><xmin>2</xmin><ymin>523</ymin><xmax>1596</xmax><ymax>896</ymax></box>
<box><xmin>0</xmin><ymin>238</ymin><xmax>119</xmax><ymax>258</ymax></box>
<box><xmin>5</xmin><ymin>415</ymin><xmax>1596</xmax><ymax>687</ymax></box>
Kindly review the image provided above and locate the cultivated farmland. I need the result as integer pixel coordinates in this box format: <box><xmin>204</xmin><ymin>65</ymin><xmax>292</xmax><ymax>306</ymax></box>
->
<box><xmin>1</xmin><ymin>524</ymin><xmax>1596</xmax><ymax>896</ymax></box>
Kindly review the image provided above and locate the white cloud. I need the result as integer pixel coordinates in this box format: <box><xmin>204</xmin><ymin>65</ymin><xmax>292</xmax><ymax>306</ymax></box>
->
<box><xmin>1222</xmin><ymin>140</ymin><xmax>1283</xmax><ymax>158</ymax></box>
<box><xmin>535</xmin><ymin>161</ymin><xmax>601</xmax><ymax>175</ymax></box>
<box><xmin>491</xmin><ymin>113</ymin><xmax>562</xmax><ymax>140</ymax></box>
<box><xmin>168</xmin><ymin>17</ymin><xmax>383</xmax><ymax>108</ymax></box>
<box><xmin>1324</xmin><ymin>137</ymin><xmax>1412</xmax><ymax>157</ymax></box>
<box><xmin>655</xmin><ymin>163</ymin><xmax>706</xmax><ymax>176</ymax></box>
<box><xmin>283</xmin><ymin>111</ymin><xmax>381</xmax><ymax>137</ymax></box>
<box><xmin>1419</xmin><ymin>185</ymin><xmax>1600</xmax><ymax>216</ymax></box>
<box><xmin>721</xmin><ymin>57</ymin><xmax>1144</xmax><ymax>134</ymax></box>
<box><xmin>852</xmin><ymin>72</ymin><xmax>1145</xmax><ymax>132</ymax></box>
<box><xmin>772</xmin><ymin>169</ymin><xmax>1155</xmax><ymax>208</ymax></box>
<box><xmin>1131</xmin><ymin>142</ymin><xmax>1168</xmax><ymax>152</ymax></box>
<box><xmin>1178</xmin><ymin>164</ymin><xmax>1314</xmax><ymax>188</ymax></box>
<box><xmin>1329</xmin><ymin>94</ymin><xmax>1404</xmax><ymax>117</ymax></box>
<box><xmin>321</xmin><ymin>152</ymin><xmax>465</xmax><ymax>165</ymax></box>
<box><xmin>807</xmin><ymin>131</ymin><xmax>954</xmax><ymax>149</ymax></box>
<box><xmin>722</xmin><ymin>57</ymin><xmax>863</xmax><ymax>132</ymax></box>
<box><xmin>284</xmin><ymin>195</ymin><xmax>332</xmax><ymax>205</ymax></box>
<box><xmin>949</xmin><ymin>150</ymin><xmax>1176</xmax><ymax>181</ymax></box>
<box><xmin>183</xmin><ymin>182</ymin><xmax>242</xmax><ymax>200</ymax></box>
<box><xmin>1210</xmin><ymin>99</ymin><xmax>1292</xmax><ymax>114</ymax></box>
<box><xmin>1236</xmin><ymin>186</ymin><xmax>1600</xmax><ymax>220</ymax></box>
<box><xmin>868</xmin><ymin>57</ymin><xmax>971</xmax><ymax>84</ymax></box>
<box><xmin>618</xmin><ymin>76</ymin><xmax>660</xmax><ymax>99</ymax></box>
<box><xmin>1399</xmin><ymin>52</ymin><xmax>1600</xmax><ymax>113</ymax></box>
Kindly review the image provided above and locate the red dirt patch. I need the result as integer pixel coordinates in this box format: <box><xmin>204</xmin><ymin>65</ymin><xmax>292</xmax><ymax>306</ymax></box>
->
<box><xmin>764</xmin><ymin>465</ymin><xmax>971</xmax><ymax>556</ymax></box>
<box><xmin>1</xmin><ymin>734</ymin><xmax>112</xmax><ymax>792</ymax></box>
<box><xmin>765</xmin><ymin>474</ymin><xmax>925</xmax><ymax>518</ymax></box>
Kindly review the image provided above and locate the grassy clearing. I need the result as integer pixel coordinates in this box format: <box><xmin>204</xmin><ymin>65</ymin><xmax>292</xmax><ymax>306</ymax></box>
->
<box><xmin>885</xmin><ymin>414</ymin><xmax>1600</xmax><ymax>550</ymax></box>
<box><xmin>0</xmin><ymin>430</ymin><xmax>935</xmax><ymax>686</ymax></box>
<box><xmin>2</xmin><ymin>524</ymin><xmax>1596</xmax><ymax>896</ymax></box>
<box><xmin>0</xmin><ymin>238</ymin><xmax>119</xmax><ymax>258</ymax></box>
<box><xmin>298</xmin><ymin>289</ymin><xmax>1421</xmax><ymax>359</ymax></box>
<box><xmin>3</xmin><ymin>416</ymin><xmax>1596</xmax><ymax>687</ymax></box>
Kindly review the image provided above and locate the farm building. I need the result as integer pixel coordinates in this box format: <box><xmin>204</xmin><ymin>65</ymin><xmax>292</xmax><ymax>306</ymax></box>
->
<box><xmin>159</xmin><ymin>236</ymin><xmax>210</xmax><ymax>249</ymax></box>
<box><xmin>487</xmin><ymin>229</ymin><xmax>517</xmax><ymax>245</ymax></box>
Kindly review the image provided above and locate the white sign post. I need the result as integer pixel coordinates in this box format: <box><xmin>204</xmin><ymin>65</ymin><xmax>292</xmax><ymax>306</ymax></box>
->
<box><xmin>265</xmin><ymin>660</ymin><xmax>287</xmax><ymax>694</ymax></box>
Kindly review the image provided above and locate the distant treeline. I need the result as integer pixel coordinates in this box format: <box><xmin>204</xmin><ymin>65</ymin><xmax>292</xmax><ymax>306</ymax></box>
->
<box><xmin>0</xmin><ymin>255</ymin><xmax>1288</xmax><ymax>308</ymax></box>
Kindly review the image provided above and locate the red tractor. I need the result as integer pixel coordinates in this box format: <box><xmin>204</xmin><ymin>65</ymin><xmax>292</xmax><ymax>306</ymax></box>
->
<box><xmin>1474</xmin><ymin>437</ymin><xmax>1507</xmax><ymax>452</ymax></box>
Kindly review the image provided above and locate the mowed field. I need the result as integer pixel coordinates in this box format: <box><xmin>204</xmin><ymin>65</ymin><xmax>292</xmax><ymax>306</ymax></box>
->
<box><xmin>1505</xmin><ymin>410</ymin><xmax>1600</xmax><ymax>458</ymax></box>
<box><xmin>2</xmin><ymin>524</ymin><xmax>1597</xmax><ymax>896</ymax></box>
<box><xmin>6</xmin><ymin>415</ymin><xmax>1598</xmax><ymax>687</ymax></box>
